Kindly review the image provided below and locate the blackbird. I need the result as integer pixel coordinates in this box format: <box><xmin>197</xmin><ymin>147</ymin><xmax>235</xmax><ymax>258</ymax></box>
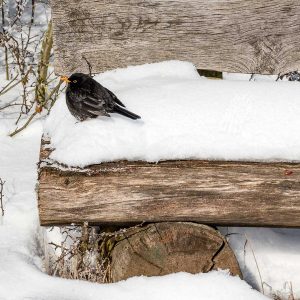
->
<box><xmin>60</xmin><ymin>73</ymin><xmax>141</xmax><ymax>121</ymax></box>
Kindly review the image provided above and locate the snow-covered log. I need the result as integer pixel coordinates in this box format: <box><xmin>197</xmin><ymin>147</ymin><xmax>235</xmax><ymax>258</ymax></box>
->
<box><xmin>38</xmin><ymin>137</ymin><xmax>300</xmax><ymax>227</ymax></box>
<box><xmin>51</xmin><ymin>0</ymin><xmax>300</xmax><ymax>75</ymax></box>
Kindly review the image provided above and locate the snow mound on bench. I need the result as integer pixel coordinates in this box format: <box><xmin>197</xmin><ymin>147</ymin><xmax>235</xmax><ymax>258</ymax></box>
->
<box><xmin>45</xmin><ymin>60</ymin><xmax>300</xmax><ymax>167</ymax></box>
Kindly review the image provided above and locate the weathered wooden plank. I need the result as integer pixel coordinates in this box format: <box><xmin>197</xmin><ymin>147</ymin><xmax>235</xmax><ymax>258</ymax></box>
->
<box><xmin>38</xmin><ymin>140</ymin><xmax>300</xmax><ymax>227</ymax></box>
<box><xmin>51</xmin><ymin>0</ymin><xmax>300</xmax><ymax>75</ymax></box>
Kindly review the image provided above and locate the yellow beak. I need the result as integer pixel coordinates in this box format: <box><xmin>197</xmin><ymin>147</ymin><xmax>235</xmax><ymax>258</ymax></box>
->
<box><xmin>60</xmin><ymin>76</ymin><xmax>71</xmax><ymax>83</ymax></box>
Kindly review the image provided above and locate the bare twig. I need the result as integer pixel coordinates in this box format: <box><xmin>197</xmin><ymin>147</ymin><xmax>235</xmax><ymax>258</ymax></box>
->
<box><xmin>46</xmin><ymin>80</ymin><xmax>63</xmax><ymax>111</ymax></box>
<box><xmin>5</xmin><ymin>73</ymin><xmax>62</xmax><ymax>138</ymax></box>
<box><xmin>82</xmin><ymin>56</ymin><xmax>93</xmax><ymax>77</ymax></box>
<box><xmin>31</xmin><ymin>0</ymin><xmax>35</xmax><ymax>26</ymax></box>
<box><xmin>1</xmin><ymin>0</ymin><xmax>9</xmax><ymax>80</ymax></box>
<box><xmin>9</xmin><ymin>111</ymin><xmax>38</xmax><ymax>137</ymax></box>
<box><xmin>49</xmin><ymin>242</ymin><xmax>69</xmax><ymax>252</ymax></box>
<box><xmin>288</xmin><ymin>282</ymin><xmax>295</xmax><ymax>300</ymax></box>
<box><xmin>0</xmin><ymin>73</ymin><xmax>19</xmax><ymax>95</ymax></box>
<box><xmin>0</xmin><ymin>178</ymin><xmax>5</xmax><ymax>216</ymax></box>
<box><xmin>0</xmin><ymin>102</ymin><xmax>23</xmax><ymax>111</ymax></box>
<box><xmin>0</xmin><ymin>68</ymin><xmax>31</xmax><ymax>98</ymax></box>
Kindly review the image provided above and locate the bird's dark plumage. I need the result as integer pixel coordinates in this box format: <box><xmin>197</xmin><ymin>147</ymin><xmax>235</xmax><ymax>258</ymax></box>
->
<box><xmin>63</xmin><ymin>73</ymin><xmax>141</xmax><ymax>121</ymax></box>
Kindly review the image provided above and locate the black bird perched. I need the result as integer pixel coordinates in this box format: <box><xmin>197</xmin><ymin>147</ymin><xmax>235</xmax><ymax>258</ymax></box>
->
<box><xmin>60</xmin><ymin>73</ymin><xmax>141</xmax><ymax>121</ymax></box>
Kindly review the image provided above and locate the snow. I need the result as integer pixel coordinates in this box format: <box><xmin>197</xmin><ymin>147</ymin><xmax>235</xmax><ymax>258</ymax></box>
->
<box><xmin>0</xmin><ymin>68</ymin><xmax>268</xmax><ymax>300</ymax></box>
<box><xmin>0</xmin><ymin>258</ymin><xmax>267</xmax><ymax>300</ymax></box>
<box><xmin>45</xmin><ymin>60</ymin><xmax>300</xmax><ymax>167</ymax></box>
<box><xmin>2</xmin><ymin>61</ymin><xmax>300</xmax><ymax>299</ymax></box>
<box><xmin>218</xmin><ymin>227</ymin><xmax>300</xmax><ymax>299</ymax></box>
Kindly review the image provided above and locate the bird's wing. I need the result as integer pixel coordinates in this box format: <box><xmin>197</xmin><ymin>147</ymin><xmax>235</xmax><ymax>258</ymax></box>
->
<box><xmin>78</xmin><ymin>82</ymin><xmax>125</xmax><ymax>116</ymax></box>
<box><xmin>91</xmin><ymin>81</ymin><xmax>126</xmax><ymax>108</ymax></box>
<box><xmin>77</xmin><ymin>90</ymin><xmax>110</xmax><ymax>117</ymax></box>
<box><xmin>104</xmin><ymin>87</ymin><xmax>126</xmax><ymax>107</ymax></box>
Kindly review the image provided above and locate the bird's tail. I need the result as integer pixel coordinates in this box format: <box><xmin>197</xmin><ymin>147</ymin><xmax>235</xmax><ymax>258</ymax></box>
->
<box><xmin>113</xmin><ymin>105</ymin><xmax>141</xmax><ymax>120</ymax></box>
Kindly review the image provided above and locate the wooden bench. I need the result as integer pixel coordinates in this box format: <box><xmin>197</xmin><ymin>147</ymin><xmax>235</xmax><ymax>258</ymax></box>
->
<box><xmin>40</xmin><ymin>0</ymin><xmax>300</xmax><ymax>227</ymax></box>
<box><xmin>39</xmin><ymin>0</ymin><xmax>300</xmax><ymax>282</ymax></box>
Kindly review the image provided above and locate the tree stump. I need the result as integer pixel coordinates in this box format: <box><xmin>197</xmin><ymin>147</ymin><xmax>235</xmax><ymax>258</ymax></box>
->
<box><xmin>110</xmin><ymin>222</ymin><xmax>241</xmax><ymax>282</ymax></box>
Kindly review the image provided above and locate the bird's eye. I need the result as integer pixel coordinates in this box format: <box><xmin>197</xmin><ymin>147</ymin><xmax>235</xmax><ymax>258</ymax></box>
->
<box><xmin>73</xmin><ymin>80</ymin><xmax>77</xmax><ymax>83</ymax></box>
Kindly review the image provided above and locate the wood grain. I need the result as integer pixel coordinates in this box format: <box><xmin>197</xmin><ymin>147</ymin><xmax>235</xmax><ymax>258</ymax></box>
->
<box><xmin>110</xmin><ymin>222</ymin><xmax>241</xmax><ymax>282</ymax></box>
<box><xmin>38</xmin><ymin>139</ymin><xmax>300</xmax><ymax>227</ymax></box>
<box><xmin>51</xmin><ymin>0</ymin><xmax>300</xmax><ymax>75</ymax></box>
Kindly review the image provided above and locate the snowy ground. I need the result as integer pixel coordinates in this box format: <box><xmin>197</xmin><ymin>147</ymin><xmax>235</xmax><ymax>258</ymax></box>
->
<box><xmin>1</xmin><ymin>62</ymin><xmax>300</xmax><ymax>300</ymax></box>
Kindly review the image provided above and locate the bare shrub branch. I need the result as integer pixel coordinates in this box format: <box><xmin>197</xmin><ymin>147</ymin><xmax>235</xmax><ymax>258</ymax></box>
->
<box><xmin>9</xmin><ymin>110</ymin><xmax>38</xmax><ymax>137</ymax></box>
<box><xmin>1</xmin><ymin>1</ymin><xmax>63</xmax><ymax>137</ymax></box>
<box><xmin>0</xmin><ymin>73</ymin><xmax>19</xmax><ymax>96</ymax></box>
<box><xmin>47</xmin><ymin>222</ymin><xmax>144</xmax><ymax>283</ymax></box>
<box><xmin>82</xmin><ymin>56</ymin><xmax>93</xmax><ymax>77</ymax></box>
<box><xmin>0</xmin><ymin>178</ymin><xmax>5</xmax><ymax>216</ymax></box>
<box><xmin>1</xmin><ymin>0</ymin><xmax>9</xmax><ymax>80</ymax></box>
<box><xmin>35</xmin><ymin>20</ymin><xmax>53</xmax><ymax>106</ymax></box>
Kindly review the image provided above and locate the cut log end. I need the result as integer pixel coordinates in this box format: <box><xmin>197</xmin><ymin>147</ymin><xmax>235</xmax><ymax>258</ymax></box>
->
<box><xmin>110</xmin><ymin>222</ymin><xmax>242</xmax><ymax>282</ymax></box>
